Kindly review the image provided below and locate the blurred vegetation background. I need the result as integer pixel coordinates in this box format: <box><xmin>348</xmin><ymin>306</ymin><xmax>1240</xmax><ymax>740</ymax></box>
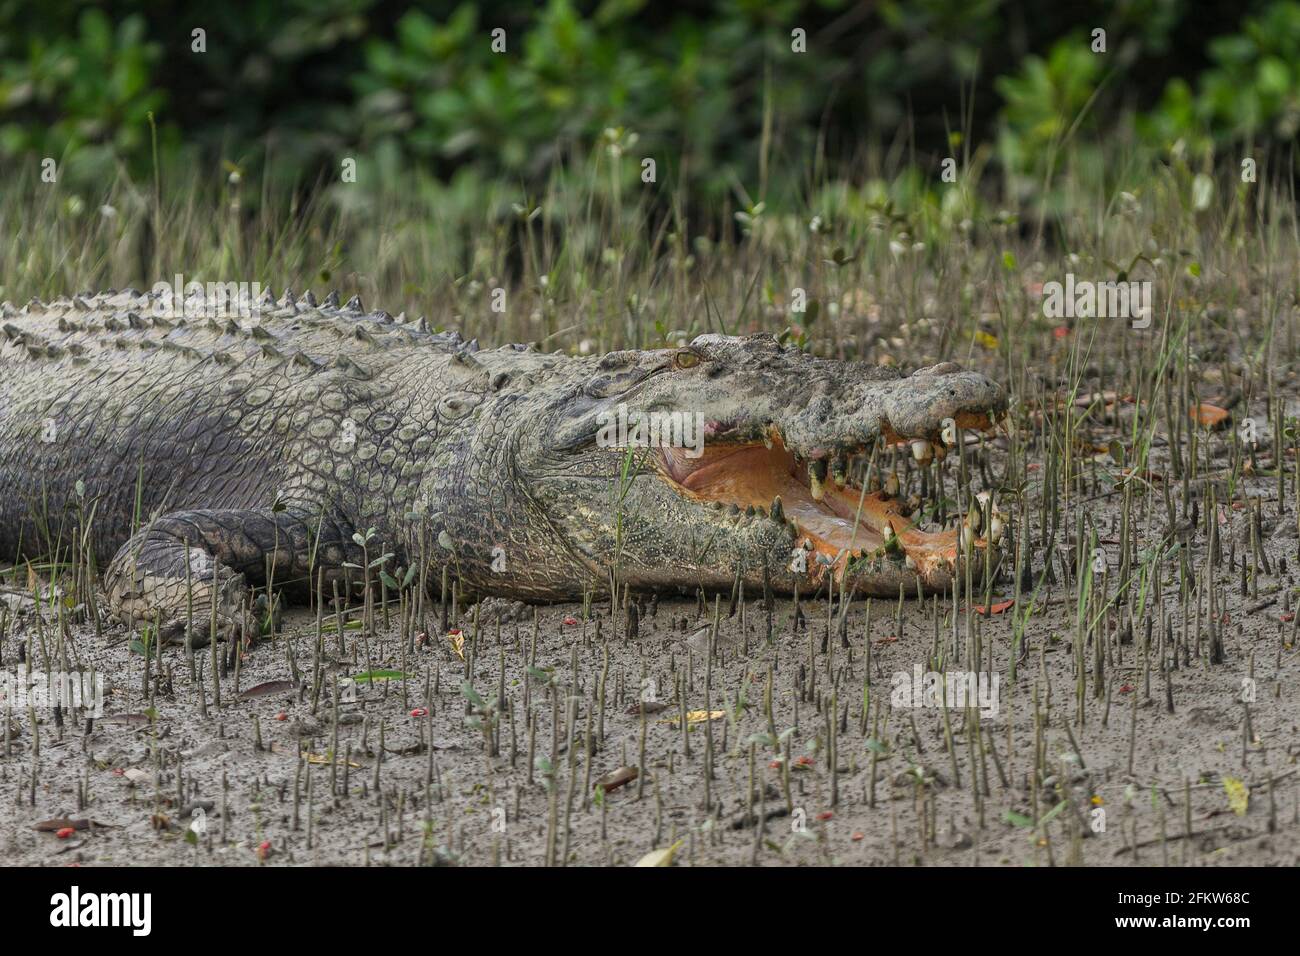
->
<box><xmin>5</xmin><ymin>1</ymin><xmax>1300</xmax><ymax>201</ymax></box>
<box><xmin>2</xmin><ymin>0</ymin><xmax>1298</xmax><ymax>353</ymax></box>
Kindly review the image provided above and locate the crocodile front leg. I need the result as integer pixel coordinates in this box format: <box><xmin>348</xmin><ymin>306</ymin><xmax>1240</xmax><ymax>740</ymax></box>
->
<box><xmin>103</xmin><ymin>508</ymin><xmax>358</xmax><ymax>645</ymax></box>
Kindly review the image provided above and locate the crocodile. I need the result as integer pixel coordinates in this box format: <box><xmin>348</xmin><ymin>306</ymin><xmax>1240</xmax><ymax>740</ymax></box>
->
<box><xmin>0</xmin><ymin>289</ymin><xmax>1007</xmax><ymax>642</ymax></box>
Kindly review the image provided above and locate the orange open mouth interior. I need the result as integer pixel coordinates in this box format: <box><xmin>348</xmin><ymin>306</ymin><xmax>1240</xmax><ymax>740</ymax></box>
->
<box><xmin>656</xmin><ymin>435</ymin><xmax>967</xmax><ymax>580</ymax></box>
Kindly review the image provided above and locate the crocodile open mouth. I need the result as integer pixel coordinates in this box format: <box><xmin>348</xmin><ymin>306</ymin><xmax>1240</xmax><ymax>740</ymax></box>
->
<box><xmin>655</xmin><ymin>431</ymin><xmax>994</xmax><ymax>582</ymax></box>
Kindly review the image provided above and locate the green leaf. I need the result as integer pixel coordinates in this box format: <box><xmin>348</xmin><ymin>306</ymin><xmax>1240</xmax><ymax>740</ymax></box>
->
<box><xmin>527</xmin><ymin>665</ymin><xmax>553</xmax><ymax>684</ymax></box>
<box><xmin>461</xmin><ymin>681</ymin><xmax>485</xmax><ymax>707</ymax></box>
<box><xmin>350</xmin><ymin>669</ymin><xmax>410</xmax><ymax>683</ymax></box>
<box><xmin>1003</xmin><ymin>809</ymin><xmax>1034</xmax><ymax>828</ymax></box>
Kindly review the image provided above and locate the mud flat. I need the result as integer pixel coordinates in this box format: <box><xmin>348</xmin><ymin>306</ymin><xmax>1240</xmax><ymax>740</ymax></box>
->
<box><xmin>2</xmin><ymin>459</ymin><xmax>1297</xmax><ymax>866</ymax></box>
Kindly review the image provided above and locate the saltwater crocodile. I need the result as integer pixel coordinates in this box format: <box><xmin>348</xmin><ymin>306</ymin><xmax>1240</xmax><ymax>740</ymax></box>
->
<box><xmin>0</xmin><ymin>289</ymin><xmax>1006</xmax><ymax>641</ymax></box>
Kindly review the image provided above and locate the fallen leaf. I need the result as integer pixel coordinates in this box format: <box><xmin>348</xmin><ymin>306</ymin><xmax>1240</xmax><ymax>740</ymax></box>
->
<box><xmin>100</xmin><ymin>713</ymin><xmax>152</xmax><ymax>726</ymax></box>
<box><xmin>1192</xmin><ymin>403</ymin><xmax>1230</xmax><ymax>429</ymax></box>
<box><xmin>593</xmin><ymin>767</ymin><xmax>638</xmax><ymax>792</ymax></box>
<box><xmin>634</xmin><ymin>839</ymin><xmax>684</xmax><ymax>867</ymax></box>
<box><xmin>238</xmin><ymin>679</ymin><xmax>297</xmax><ymax>700</ymax></box>
<box><xmin>974</xmin><ymin>330</ymin><xmax>999</xmax><ymax>350</ymax></box>
<box><xmin>122</xmin><ymin>768</ymin><xmax>150</xmax><ymax>784</ymax></box>
<box><xmin>625</xmin><ymin>700</ymin><xmax>669</xmax><ymax>715</ymax></box>
<box><xmin>663</xmin><ymin>709</ymin><xmax>725</xmax><ymax>727</ymax></box>
<box><xmin>305</xmin><ymin>750</ymin><xmax>361</xmax><ymax>768</ymax></box>
<box><xmin>350</xmin><ymin>669</ymin><xmax>410</xmax><ymax>683</ymax></box>
<box><xmin>970</xmin><ymin>599</ymin><xmax>1014</xmax><ymax>615</ymax></box>
<box><xmin>447</xmin><ymin>631</ymin><xmax>465</xmax><ymax>661</ymax></box>
<box><xmin>34</xmin><ymin>818</ymin><xmax>108</xmax><ymax>833</ymax></box>
<box><xmin>1223</xmin><ymin>777</ymin><xmax>1249</xmax><ymax>816</ymax></box>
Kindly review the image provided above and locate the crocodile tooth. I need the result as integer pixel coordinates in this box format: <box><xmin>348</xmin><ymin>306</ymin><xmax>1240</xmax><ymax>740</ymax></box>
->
<box><xmin>883</xmin><ymin>473</ymin><xmax>899</xmax><ymax>499</ymax></box>
<box><xmin>770</xmin><ymin>496</ymin><xmax>784</xmax><ymax>522</ymax></box>
<box><xmin>910</xmin><ymin>439</ymin><xmax>933</xmax><ymax>463</ymax></box>
<box><xmin>988</xmin><ymin>511</ymin><xmax>1004</xmax><ymax>545</ymax></box>
<box><xmin>809</xmin><ymin>459</ymin><xmax>828</xmax><ymax>501</ymax></box>
<box><xmin>745</xmin><ymin>505</ymin><xmax>756</xmax><ymax>517</ymax></box>
<box><xmin>941</xmin><ymin>418</ymin><xmax>959</xmax><ymax>446</ymax></box>
<box><xmin>831</xmin><ymin>457</ymin><xmax>847</xmax><ymax>487</ymax></box>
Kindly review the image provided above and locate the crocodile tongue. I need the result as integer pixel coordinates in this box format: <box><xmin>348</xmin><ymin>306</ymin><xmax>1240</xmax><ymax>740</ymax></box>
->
<box><xmin>658</xmin><ymin>436</ymin><xmax>963</xmax><ymax>576</ymax></box>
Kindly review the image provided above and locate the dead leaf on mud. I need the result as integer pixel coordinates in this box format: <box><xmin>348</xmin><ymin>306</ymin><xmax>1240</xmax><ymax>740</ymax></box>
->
<box><xmin>969</xmin><ymin>599</ymin><xmax>1014</xmax><ymax>615</ymax></box>
<box><xmin>269</xmin><ymin>742</ymin><xmax>362</xmax><ymax>768</ymax></box>
<box><xmin>307</xmin><ymin>751</ymin><xmax>362</xmax><ymax>768</ymax></box>
<box><xmin>33</xmin><ymin>818</ymin><xmax>114</xmax><ymax>832</ymax></box>
<box><xmin>238</xmin><ymin>679</ymin><xmax>298</xmax><ymax>700</ymax></box>
<box><xmin>593</xmin><ymin>766</ymin><xmax>638</xmax><ymax>792</ymax></box>
<box><xmin>447</xmin><ymin>630</ymin><xmax>465</xmax><ymax>661</ymax></box>
<box><xmin>1191</xmin><ymin>403</ymin><xmax>1230</xmax><ymax>429</ymax></box>
<box><xmin>100</xmin><ymin>713</ymin><xmax>152</xmax><ymax>727</ymax></box>
<box><xmin>624</xmin><ymin>700</ymin><xmax>669</xmax><ymax>715</ymax></box>
<box><xmin>122</xmin><ymin>768</ymin><xmax>150</xmax><ymax>784</ymax></box>
<box><xmin>663</xmin><ymin>710</ymin><xmax>725</xmax><ymax>727</ymax></box>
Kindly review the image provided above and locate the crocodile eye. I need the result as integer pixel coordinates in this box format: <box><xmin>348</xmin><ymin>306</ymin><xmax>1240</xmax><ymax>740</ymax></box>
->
<box><xmin>674</xmin><ymin>349</ymin><xmax>701</xmax><ymax>369</ymax></box>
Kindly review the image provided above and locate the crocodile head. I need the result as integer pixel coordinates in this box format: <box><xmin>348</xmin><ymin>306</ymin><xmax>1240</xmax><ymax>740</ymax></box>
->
<box><xmin>526</xmin><ymin>333</ymin><xmax>1007</xmax><ymax>598</ymax></box>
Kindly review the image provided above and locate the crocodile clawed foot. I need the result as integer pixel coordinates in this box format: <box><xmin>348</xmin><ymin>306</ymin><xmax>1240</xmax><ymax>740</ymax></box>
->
<box><xmin>158</xmin><ymin>607</ymin><xmax>260</xmax><ymax>649</ymax></box>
